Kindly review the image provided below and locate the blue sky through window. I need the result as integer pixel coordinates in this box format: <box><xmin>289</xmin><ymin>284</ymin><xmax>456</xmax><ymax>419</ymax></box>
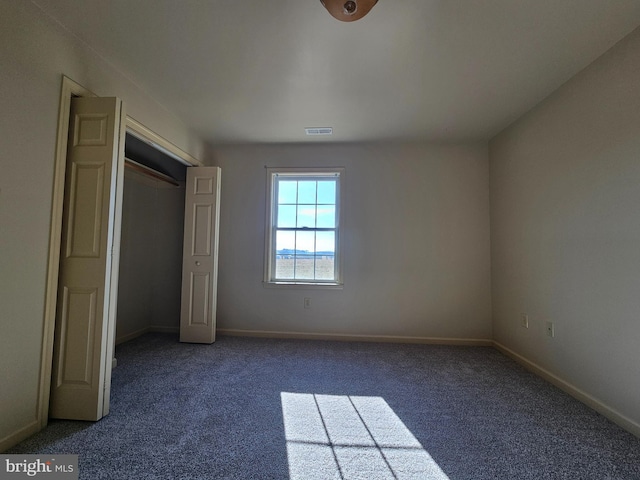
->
<box><xmin>276</xmin><ymin>179</ymin><xmax>337</xmax><ymax>253</ymax></box>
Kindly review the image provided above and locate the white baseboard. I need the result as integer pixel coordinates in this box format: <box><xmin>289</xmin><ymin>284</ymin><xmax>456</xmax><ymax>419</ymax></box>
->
<box><xmin>217</xmin><ymin>328</ymin><xmax>493</xmax><ymax>346</ymax></box>
<box><xmin>149</xmin><ymin>326</ymin><xmax>179</xmax><ymax>334</ymax></box>
<box><xmin>115</xmin><ymin>325</ymin><xmax>179</xmax><ymax>345</ymax></box>
<box><xmin>0</xmin><ymin>419</ymin><xmax>39</xmax><ymax>453</ymax></box>
<box><xmin>493</xmin><ymin>341</ymin><xmax>640</xmax><ymax>438</ymax></box>
<box><xmin>115</xmin><ymin>327</ymin><xmax>151</xmax><ymax>345</ymax></box>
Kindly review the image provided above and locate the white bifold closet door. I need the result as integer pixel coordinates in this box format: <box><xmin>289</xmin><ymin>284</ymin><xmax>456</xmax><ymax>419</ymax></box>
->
<box><xmin>179</xmin><ymin>167</ymin><xmax>221</xmax><ymax>344</ymax></box>
<box><xmin>50</xmin><ymin>99</ymin><xmax>219</xmax><ymax>422</ymax></box>
<box><xmin>50</xmin><ymin>96</ymin><xmax>124</xmax><ymax>421</ymax></box>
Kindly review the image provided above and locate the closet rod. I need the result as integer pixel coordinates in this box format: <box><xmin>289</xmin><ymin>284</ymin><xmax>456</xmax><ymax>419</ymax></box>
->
<box><xmin>124</xmin><ymin>157</ymin><xmax>180</xmax><ymax>187</ymax></box>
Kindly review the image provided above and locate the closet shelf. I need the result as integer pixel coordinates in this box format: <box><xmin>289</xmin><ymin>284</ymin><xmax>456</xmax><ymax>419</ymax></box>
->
<box><xmin>124</xmin><ymin>157</ymin><xmax>181</xmax><ymax>188</ymax></box>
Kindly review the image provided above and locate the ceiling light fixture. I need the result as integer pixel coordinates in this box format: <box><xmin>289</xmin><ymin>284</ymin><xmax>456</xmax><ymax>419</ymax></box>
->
<box><xmin>320</xmin><ymin>0</ymin><xmax>378</xmax><ymax>22</ymax></box>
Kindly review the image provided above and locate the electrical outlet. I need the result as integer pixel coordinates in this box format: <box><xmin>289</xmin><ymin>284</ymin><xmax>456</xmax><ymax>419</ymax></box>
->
<box><xmin>304</xmin><ymin>298</ymin><xmax>311</xmax><ymax>309</ymax></box>
<box><xmin>521</xmin><ymin>314</ymin><xmax>529</xmax><ymax>329</ymax></box>
<box><xmin>546</xmin><ymin>321</ymin><xmax>554</xmax><ymax>338</ymax></box>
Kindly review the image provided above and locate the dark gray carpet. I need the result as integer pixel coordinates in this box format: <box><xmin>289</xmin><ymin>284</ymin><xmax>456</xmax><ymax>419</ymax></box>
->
<box><xmin>9</xmin><ymin>333</ymin><xmax>640</xmax><ymax>479</ymax></box>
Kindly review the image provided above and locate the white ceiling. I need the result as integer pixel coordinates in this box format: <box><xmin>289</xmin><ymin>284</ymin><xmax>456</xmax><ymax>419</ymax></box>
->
<box><xmin>33</xmin><ymin>0</ymin><xmax>640</xmax><ymax>144</ymax></box>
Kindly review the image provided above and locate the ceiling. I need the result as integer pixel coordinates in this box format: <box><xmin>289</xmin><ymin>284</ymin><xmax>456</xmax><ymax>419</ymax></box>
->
<box><xmin>33</xmin><ymin>0</ymin><xmax>640</xmax><ymax>144</ymax></box>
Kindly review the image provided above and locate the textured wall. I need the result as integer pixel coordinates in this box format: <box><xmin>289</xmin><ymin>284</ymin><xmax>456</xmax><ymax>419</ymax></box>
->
<box><xmin>209</xmin><ymin>142</ymin><xmax>492</xmax><ymax>340</ymax></box>
<box><xmin>116</xmin><ymin>175</ymin><xmax>185</xmax><ymax>342</ymax></box>
<box><xmin>490</xmin><ymin>27</ymin><xmax>640</xmax><ymax>429</ymax></box>
<box><xmin>0</xmin><ymin>1</ymin><xmax>201</xmax><ymax>448</ymax></box>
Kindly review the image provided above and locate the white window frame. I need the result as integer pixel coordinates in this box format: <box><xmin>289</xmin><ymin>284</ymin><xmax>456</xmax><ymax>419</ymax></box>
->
<box><xmin>264</xmin><ymin>167</ymin><xmax>344</xmax><ymax>287</ymax></box>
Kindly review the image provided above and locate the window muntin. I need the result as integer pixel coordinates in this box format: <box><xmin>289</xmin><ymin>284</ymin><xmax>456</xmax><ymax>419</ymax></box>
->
<box><xmin>265</xmin><ymin>168</ymin><xmax>343</xmax><ymax>285</ymax></box>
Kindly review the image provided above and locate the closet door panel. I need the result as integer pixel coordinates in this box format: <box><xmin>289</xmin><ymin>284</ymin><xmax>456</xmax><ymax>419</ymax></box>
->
<box><xmin>180</xmin><ymin>167</ymin><xmax>221</xmax><ymax>344</ymax></box>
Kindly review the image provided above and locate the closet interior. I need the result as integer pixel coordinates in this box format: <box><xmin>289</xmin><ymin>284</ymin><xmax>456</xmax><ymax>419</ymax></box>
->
<box><xmin>116</xmin><ymin>133</ymin><xmax>187</xmax><ymax>343</ymax></box>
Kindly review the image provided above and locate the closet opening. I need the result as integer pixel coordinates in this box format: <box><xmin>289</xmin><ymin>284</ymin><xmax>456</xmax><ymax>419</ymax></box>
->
<box><xmin>115</xmin><ymin>133</ymin><xmax>187</xmax><ymax>346</ymax></box>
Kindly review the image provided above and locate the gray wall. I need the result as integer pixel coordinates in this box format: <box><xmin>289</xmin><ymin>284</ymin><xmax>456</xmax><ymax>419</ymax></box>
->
<box><xmin>490</xmin><ymin>27</ymin><xmax>640</xmax><ymax>430</ymax></box>
<box><xmin>151</xmin><ymin>184</ymin><xmax>187</xmax><ymax>331</ymax></box>
<box><xmin>116</xmin><ymin>174</ymin><xmax>185</xmax><ymax>342</ymax></box>
<box><xmin>210</xmin><ymin>143</ymin><xmax>492</xmax><ymax>340</ymax></box>
<box><xmin>117</xmin><ymin>175</ymin><xmax>157</xmax><ymax>338</ymax></box>
<box><xmin>0</xmin><ymin>1</ymin><xmax>202</xmax><ymax>448</ymax></box>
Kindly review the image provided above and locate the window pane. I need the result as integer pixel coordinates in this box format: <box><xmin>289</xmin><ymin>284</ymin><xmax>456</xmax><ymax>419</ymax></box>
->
<box><xmin>296</xmin><ymin>230</ymin><xmax>315</xmax><ymax>254</ymax></box>
<box><xmin>277</xmin><ymin>205</ymin><xmax>296</xmax><ymax>228</ymax></box>
<box><xmin>294</xmin><ymin>255</ymin><xmax>315</xmax><ymax>280</ymax></box>
<box><xmin>317</xmin><ymin>181</ymin><xmax>336</xmax><ymax>204</ymax></box>
<box><xmin>315</xmin><ymin>255</ymin><xmax>335</xmax><ymax>280</ymax></box>
<box><xmin>275</xmin><ymin>257</ymin><xmax>294</xmax><ymax>279</ymax></box>
<box><xmin>296</xmin><ymin>205</ymin><xmax>316</xmax><ymax>228</ymax></box>
<box><xmin>275</xmin><ymin>230</ymin><xmax>295</xmax><ymax>279</ymax></box>
<box><xmin>316</xmin><ymin>205</ymin><xmax>335</xmax><ymax>228</ymax></box>
<box><xmin>316</xmin><ymin>231</ymin><xmax>335</xmax><ymax>254</ymax></box>
<box><xmin>276</xmin><ymin>230</ymin><xmax>295</xmax><ymax>253</ymax></box>
<box><xmin>297</xmin><ymin>181</ymin><xmax>316</xmax><ymax>204</ymax></box>
<box><xmin>267</xmin><ymin>169</ymin><xmax>342</xmax><ymax>284</ymax></box>
<box><xmin>278</xmin><ymin>181</ymin><xmax>297</xmax><ymax>204</ymax></box>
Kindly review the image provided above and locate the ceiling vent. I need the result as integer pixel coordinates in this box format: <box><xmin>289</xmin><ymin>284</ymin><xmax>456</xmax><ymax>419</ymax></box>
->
<box><xmin>305</xmin><ymin>127</ymin><xmax>333</xmax><ymax>136</ymax></box>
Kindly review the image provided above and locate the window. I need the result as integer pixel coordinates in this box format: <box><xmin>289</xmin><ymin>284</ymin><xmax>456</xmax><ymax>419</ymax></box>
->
<box><xmin>265</xmin><ymin>167</ymin><xmax>344</xmax><ymax>285</ymax></box>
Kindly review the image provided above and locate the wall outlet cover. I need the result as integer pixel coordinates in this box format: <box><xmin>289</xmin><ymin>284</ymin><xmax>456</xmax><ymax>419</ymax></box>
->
<box><xmin>546</xmin><ymin>321</ymin><xmax>555</xmax><ymax>337</ymax></box>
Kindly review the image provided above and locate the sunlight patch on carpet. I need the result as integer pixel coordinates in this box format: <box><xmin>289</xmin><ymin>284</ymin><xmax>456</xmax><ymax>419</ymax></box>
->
<box><xmin>281</xmin><ymin>392</ymin><xmax>449</xmax><ymax>480</ymax></box>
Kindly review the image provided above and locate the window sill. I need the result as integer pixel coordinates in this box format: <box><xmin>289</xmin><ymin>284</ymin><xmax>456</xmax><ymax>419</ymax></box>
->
<box><xmin>263</xmin><ymin>281</ymin><xmax>344</xmax><ymax>290</ymax></box>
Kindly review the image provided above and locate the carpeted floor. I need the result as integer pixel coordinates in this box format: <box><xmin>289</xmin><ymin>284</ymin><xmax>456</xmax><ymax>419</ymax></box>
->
<box><xmin>9</xmin><ymin>333</ymin><xmax>640</xmax><ymax>479</ymax></box>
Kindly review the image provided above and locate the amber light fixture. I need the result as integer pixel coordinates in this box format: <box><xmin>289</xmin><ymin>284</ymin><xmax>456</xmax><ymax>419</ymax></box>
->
<box><xmin>320</xmin><ymin>0</ymin><xmax>378</xmax><ymax>22</ymax></box>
